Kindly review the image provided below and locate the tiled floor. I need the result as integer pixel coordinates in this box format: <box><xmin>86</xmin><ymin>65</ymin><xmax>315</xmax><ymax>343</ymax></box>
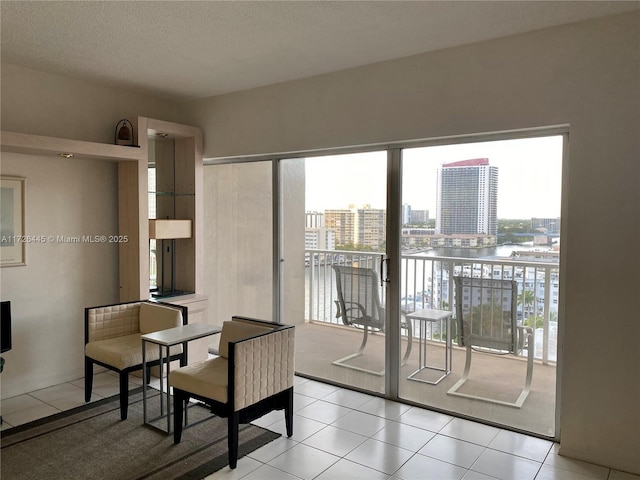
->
<box><xmin>1</xmin><ymin>373</ymin><xmax>638</xmax><ymax>480</ymax></box>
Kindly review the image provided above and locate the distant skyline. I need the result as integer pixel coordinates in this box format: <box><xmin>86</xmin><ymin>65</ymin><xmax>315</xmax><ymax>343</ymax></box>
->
<box><xmin>305</xmin><ymin>135</ymin><xmax>563</xmax><ymax>219</ymax></box>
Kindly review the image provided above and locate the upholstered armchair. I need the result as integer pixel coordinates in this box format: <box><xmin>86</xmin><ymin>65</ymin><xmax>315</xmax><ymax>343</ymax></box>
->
<box><xmin>84</xmin><ymin>300</ymin><xmax>187</xmax><ymax>420</ymax></box>
<box><xmin>170</xmin><ymin>316</ymin><xmax>295</xmax><ymax>469</ymax></box>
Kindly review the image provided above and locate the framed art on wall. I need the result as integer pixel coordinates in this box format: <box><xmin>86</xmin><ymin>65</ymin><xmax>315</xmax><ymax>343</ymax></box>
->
<box><xmin>1</xmin><ymin>176</ymin><xmax>26</xmax><ymax>267</ymax></box>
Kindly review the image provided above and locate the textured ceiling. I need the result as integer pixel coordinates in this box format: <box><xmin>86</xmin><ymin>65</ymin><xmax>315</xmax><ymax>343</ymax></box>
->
<box><xmin>1</xmin><ymin>1</ymin><xmax>638</xmax><ymax>101</ymax></box>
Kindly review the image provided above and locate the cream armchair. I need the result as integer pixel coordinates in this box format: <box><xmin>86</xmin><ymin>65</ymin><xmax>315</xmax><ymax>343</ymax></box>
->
<box><xmin>170</xmin><ymin>316</ymin><xmax>295</xmax><ymax>469</ymax></box>
<box><xmin>84</xmin><ymin>300</ymin><xmax>187</xmax><ymax>420</ymax></box>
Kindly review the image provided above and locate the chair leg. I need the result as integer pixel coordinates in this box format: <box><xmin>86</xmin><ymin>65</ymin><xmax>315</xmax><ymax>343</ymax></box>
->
<box><xmin>119</xmin><ymin>371</ymin><xmax>128</xmax><ymax>420</ymax></box>
<box><xmin>228</xmin><ymin>412</ymin><xmax>239</xmax><ymax>469</ymax></box>
<box><xmin>401</xmin><ymin>317</ymin><xmax>413</xmax><ymax>366</ymax></box>
<box><xmin>173</xmin><ymin>390</ymin><xmax>186</xmax><ymax>444</ymax></box>
<box><xmin>84</xmin><ymin>357</ymin><xmax>93</xmax><ymax>403</ymax></box>
<box><xmin>285</xmin><ymin>388</ymin><xmax>294</xmax><ymax>437</ymax></box>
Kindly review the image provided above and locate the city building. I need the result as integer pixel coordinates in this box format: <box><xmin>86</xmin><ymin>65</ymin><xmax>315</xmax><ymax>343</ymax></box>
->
<box><xmin>354</xmin><ymin>205</ymin><xmax>386</xmax><ymax>249</ymax></box>
<box><xmin>436</xmin><ymin>158</ymin><xmax>498</xmax><ymax>237</ymax></box>
<box><xmin>304</xmin><ymin>226</ymin><xmax>335</xmax><ymax>250</ymax></box>
<box><xmin>402</xmin><ymin>203</ymin><xmax>411</xmax><ymax>225</ymax></box>
<box><xmin>323</xmin><ymin>209</ymin><xmax>355</xmax><ymax>246</ymax></box>
<box><xmin>410</xmin><ymin>209</ymin><xmax>429</xmax><ymax>225</ymax></box>
<box><xmin>532</xmin><ymin>217</ymin><xmax>561</xmax><ymax>234</ymax></box>
<box><xmin>305</xmin><ymin>211</ymin><xmax>324</xmax><ymax>228</ymax></box>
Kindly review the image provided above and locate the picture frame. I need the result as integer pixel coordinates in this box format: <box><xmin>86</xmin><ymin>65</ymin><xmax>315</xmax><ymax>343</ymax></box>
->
<box><xmin>1</xmin><ymin>176</ymin><xmax>26</xmax><ymax>267</ymax></box>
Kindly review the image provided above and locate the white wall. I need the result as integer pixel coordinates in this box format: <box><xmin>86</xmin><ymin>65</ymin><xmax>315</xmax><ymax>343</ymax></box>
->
<box><xmin>181</xmin><ymin>13</ymin><xmax>640</xmax><ymax>474</ymax></box>
<box><xmin>0</xmin><ymin>64</ymin><xmax>181</xmax><ymax>396</ymax></box>
<box><xmin>0</xmin><ymin>153</ymin><xmax>119</xmax><ymax>397</ymax></box>
<box><xmin>1</xmin><ymin>63</ymin><xmax>181</xmax><ymax>143</ymax></box>
<box><xmin>203</xmin><ymin>162</ymin><xmax>274</xmax><ymax>331</ymax></box>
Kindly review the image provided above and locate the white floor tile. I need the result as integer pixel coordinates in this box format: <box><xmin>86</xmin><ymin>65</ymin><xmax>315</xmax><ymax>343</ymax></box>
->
<box><xmin>488</xmin><ymin>430</ymin><xmax>553</xmax><ymax>463</ymax></box>
<box><xmin>1</xmin><ymin>374</ymin><xmax>620</xmax><ymax>480</ymax></box>
<box><xmin>242</xmin><ymin>464</ymin><xmax>303</xmax><ymax>480</ymax></box>
<box><xmin>471</xmin><ymin>448</ymin><xmax>541</xmax><ymax>480</ymax></box>
<box><xmin>246</xmin><ymin>436</ymin><xmax>298</xmax><ymax>464</ymax></box>
<box><xmin>203</xmin><ymin>455</ymin><xmax>263</xmax><ymax>480</ymax></box>
<box><xmin>372</xmin><ymin>420</ymin><xmax>437</xmax><ymax>452</ymax></box>
<box><xmin>439</xmin><ymin>418</ymin><xmax>501</xmax><ymax>446</ymax></box>
<box><xmin>1</xmin><ymin>402</ymin><xmax>61</xmax><ymax>426</ymax></box>
<box><xmin>322</xmin><ymin>388</ymin><xmax>372</xmax><ymax>409</ymax></box>
<box><xmin>250</xmin><ymin>409</ymin><xmax>284</xmax><ymax>428</ymax></box>
<box><xmin>462</xmin><ymin>470</ymin><xmax>500</xmax><ymax>480</ymax></box>
<box><xmin>315</xmin><ymin>458</ymin><xmax>390</xmax><ymax>480</ymax></box>
<box><xmin>331</xmin><ymin>410</ymin><xmax>391</xmax><ymax>437</ymax></box>
<box><xmin>29</xmin><ymin>382</ymin><xmax>85</xmax><ymax>403</ymax></box>
<box><xmin>1</xmin><ymin>393</ymin><xmax>47</xmax><ymax>414</ymax></box>
<box><xmin>293</xmin><ymin>379</ymin><xmax>340</xmax><ymax>399</ymax></box>
<box><xmin>302</xmin><ymin>425</ymin><xmax>368</xmax><ymax>457</ymax></box>
<box><xmin>47</xmin><ymin>390</ymin><xmax>90</xmax><ymax>411</ymax></box>
<box><xmin>394</xmin><ymin>453</ymin><xmax>468</xmax><ymax>480</ymax></box>
<box><xmin>293</xmin><ymin>392</ymin><xmax>317</xmax><ymax>411</ymax></box>
<box><xmin>357</xmin><ymin>396</ymin><xmax>412</xmax><ymax>420</ymax></box>
<box><xmin>419</xmin><ymin>434</ymin><xmax>485</xmax><ymax>469</ymax></box>
<box><xmin>345</xmin><ymin>438</ymin><xmax>414</xmax><ymax>475</ymax></box>
<box><xmin>296</xmin><ymin>399</ymin><xmax>351</xmax><ymax>424</ymax></box>
<box><xmin>268</xmin><ymin>443</ymin><xmax>340</xmax><ymax>480</ymax></box>
<box><xmin>268</xmin><ymin>413</ymin><xmax>326</xmax><ymax>442</ymax></box>
<box><xmin>397</xmin><ymin>405</ymin><xmax>454</xmax><ymax>432</ymax></box>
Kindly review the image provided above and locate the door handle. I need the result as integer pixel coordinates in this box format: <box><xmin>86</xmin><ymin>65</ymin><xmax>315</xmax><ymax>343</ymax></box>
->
<box><xmin>380</xmin><ymin>257</ymin><xmax>390</xmax><ymax>285</ymax></box>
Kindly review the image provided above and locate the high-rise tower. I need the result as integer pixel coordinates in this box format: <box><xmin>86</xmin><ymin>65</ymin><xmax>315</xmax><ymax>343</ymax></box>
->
<box><xmin>436</xmin><ymin>158</ymin><xmax>498</xmax><ymax>236</ymax></box>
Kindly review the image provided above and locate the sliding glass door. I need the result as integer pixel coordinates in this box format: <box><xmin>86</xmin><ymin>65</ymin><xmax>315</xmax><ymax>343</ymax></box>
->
<box><xmin>206</xmin><ymin>129</ymin><xmax>563</xmax><ymax>438</ymax></box>
<box><xmin>281</xmin><ymin>152</ymin><xmax>390</xmax><ymax>395</ymax></box>
<box><xmin>397</xmin><ymin>136</ymin><xmax>563</xmax><ymax>437</ymax></box>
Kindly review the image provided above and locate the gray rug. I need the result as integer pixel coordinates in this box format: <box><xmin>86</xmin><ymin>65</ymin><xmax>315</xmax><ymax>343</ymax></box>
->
<box><xmin>1</xmin><ymin>389</ymin><xmax>280</xmax><ymax>480</ymax></box>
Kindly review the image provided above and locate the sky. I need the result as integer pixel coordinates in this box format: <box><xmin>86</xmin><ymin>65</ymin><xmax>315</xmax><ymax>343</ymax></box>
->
<box><xmin>304</xmin><ymin>135</ymin><xmax>563</xmax><ymax>219</ymax></box>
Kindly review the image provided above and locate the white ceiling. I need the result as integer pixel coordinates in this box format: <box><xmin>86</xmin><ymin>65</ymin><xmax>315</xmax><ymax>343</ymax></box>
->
<box><xmin>1</xmin><ymin>1</ymin><xmax>638</xmax><ymax>102</ymax></box>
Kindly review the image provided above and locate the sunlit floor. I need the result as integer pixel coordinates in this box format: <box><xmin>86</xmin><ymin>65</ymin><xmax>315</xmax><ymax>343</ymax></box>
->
<box><xmin>1</xmin><ymin>372</ymin><xmax>638</xmax><ymax>480</ymax></box>
<box><xmin>295</xmin><ymin>321</ymin><xmax>556</xmax><ymax>437</ymax></box>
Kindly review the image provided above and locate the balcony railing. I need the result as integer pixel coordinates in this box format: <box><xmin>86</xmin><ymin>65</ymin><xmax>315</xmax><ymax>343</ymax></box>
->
<box><xmin>305</xmin><ymin>249</ymin><xmax>559</xmax><ymax>365</ymax></box>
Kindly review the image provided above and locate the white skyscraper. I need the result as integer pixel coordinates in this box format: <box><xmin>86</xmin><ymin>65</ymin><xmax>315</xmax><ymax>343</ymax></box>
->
<box><xmin>436</xmin><ymin>158</ymin><xmax>498</xmax><ymax>236</ymax></box>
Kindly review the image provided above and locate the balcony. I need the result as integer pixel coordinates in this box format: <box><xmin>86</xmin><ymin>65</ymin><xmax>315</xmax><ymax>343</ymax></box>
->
<box><xmin>297</xmin><ymin>249</ymin><xmax>559</xmax><ymax>437</ymax></box>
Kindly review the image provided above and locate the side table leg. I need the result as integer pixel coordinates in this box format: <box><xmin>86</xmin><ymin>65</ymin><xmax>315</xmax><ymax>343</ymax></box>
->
<box><xmin>142</xmin><ymin>340</ymin><xmax>147</xmax><ymax>424</ymax></box>
<box><xmin>166</xmin><ymin>345</ymin><xmax>172</xmax><ymax>433</ymax></box>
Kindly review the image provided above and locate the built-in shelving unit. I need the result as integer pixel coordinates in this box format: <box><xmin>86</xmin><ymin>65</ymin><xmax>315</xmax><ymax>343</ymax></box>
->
<box><xmin>0</xmin><ymin>130</ymin><xmax>145</xmax><ymax>162</ymax></box>
<box><xmin>1</xmin><ymin>120</ymin><xmax>208</xmax><ymax>362</ymax></box>
<box><xmin>118</xmin><ymin>117</ymin><xmax>203</xmax><ymax>303</ymax></box>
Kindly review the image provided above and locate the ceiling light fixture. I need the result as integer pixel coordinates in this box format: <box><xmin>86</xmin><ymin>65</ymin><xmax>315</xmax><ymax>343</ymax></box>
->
<box><xmin>57</xmin><ymin>153</ymin><xmax>74</xmax><ymax>158</ymax></box>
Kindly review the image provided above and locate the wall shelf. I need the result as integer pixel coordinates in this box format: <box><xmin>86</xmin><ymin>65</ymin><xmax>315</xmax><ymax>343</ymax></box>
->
<box><xmin>1</xmin><ymin>131</ymin><xmax>146</xmax><ymax>162</ymax></box>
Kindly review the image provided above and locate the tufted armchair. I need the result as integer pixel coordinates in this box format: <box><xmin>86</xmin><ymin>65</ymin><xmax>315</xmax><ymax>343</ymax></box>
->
<box><xmin>84</xmin><ymin>300</ymin><xmax>187</xmax><ymax>420</ymax></box>
<box><xmin>170</xmin><ymin>316</ymin><xmax>295</xmax><ymax>469</ymax></box>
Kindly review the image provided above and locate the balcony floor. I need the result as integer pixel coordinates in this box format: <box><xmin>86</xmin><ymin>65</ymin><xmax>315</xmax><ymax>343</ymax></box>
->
<box><xmin>295</xmin><ymin>321</ymin><xmax>556</xmax><ymax>437</ymax></box>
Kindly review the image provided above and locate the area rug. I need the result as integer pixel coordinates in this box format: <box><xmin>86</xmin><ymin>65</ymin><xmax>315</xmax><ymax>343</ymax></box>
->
<box><xmin>0</xmin><ymin>389</ymin><xmax>280</xmax><ymax>480</ymax></box>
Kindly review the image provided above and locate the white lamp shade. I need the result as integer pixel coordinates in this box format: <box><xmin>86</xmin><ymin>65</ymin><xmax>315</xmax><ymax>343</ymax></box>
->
<box><xmin>149</xmin><ymin>219</ymin><xmax>192</xmax><ymax>239</ymax></box>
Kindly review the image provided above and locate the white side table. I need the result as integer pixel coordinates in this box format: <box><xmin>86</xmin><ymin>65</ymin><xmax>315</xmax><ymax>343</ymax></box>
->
<box><xmin>405</xmin><ymin>308</ymin><xmax>453</xmax><ymax>385</ymax></box>
<box><xmin>141</xmin><ymin>323</ymin><xmax>221</xmax><ymax>433</ymax></box>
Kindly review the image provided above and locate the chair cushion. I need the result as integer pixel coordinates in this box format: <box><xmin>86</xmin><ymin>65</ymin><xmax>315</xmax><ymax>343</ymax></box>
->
<box><xmin>139</xmin><ymin>302</ymin><xmax>183</xmax><ymax>334</ymax></box>
<box><xmin>85</xmin><ymin>334</ymin><xmax>182</xmax><ymax>370</ymax></box>
<box><xmin>87</xmin><ymin>303</ymin><xmax>141</xmax><ymax>342</ymax></box>
<box><xmin>169</xmin><ymin>357</ymin><xmax>228</xmax><ymax>404</ymax></box>
<box><xmin>218</xmin><ymin>321</ymin><xmax>273</xmax><ymax>358</ymax></box>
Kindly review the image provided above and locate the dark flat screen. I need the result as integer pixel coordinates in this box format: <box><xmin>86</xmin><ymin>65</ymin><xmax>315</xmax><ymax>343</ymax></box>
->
<box><xmin>1</xmin><ymin>301</ymin><xmax>11</xmax><ymax>353</ymax></box>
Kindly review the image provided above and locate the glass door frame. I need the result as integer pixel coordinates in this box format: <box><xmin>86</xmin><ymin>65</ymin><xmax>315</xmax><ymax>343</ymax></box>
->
<box><xmin>206</xmin><ymin>124</ymin><xmax>567</xmax><ymax>441</ymax></box>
